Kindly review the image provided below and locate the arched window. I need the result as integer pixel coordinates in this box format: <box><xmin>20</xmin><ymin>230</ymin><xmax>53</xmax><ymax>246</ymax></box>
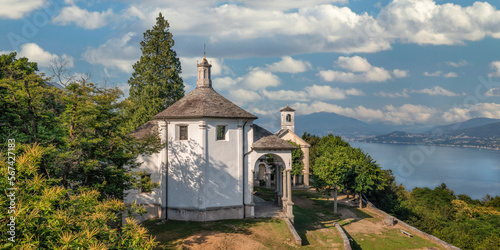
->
<box><xmin>286</xmin><ymin>114</ymin><xmax>291</xmax><ymax>122</ymax></box>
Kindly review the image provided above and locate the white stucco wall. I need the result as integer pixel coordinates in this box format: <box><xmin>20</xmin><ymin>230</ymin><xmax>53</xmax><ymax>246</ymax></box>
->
<box><xmin>204</xmin><ymin>119</ymin><xmax>244</xmax><ymax>208</ymax></box>
<box><xmin>166</xmin><ymin>118</ymin><xmax>254</xmax><ymax>210</ymax></box>
<box><xmin>167</xmin><ymin>119</ymin><xmax>204</xmax><ymax>209</ymax></box>
<box><xmin>124</xmin><ymin>121</ymin><xmax>167</xmax><ymax>221</ymax></box>
<box><xmin>126</xmin><ymin>118</ymin><xmax>257</xmax><ymax>221</ymax></box>
<box><xmin>123</xmin><ymin>152</ymin><xmax>162</xmax><ymax>205</ymax></box>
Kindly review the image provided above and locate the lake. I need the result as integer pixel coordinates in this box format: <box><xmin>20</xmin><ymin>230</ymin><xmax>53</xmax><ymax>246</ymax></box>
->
<box><xmin>349</xmin><ymin>142</ymin><xmax>500</xmax><ymax>200</ymax></box>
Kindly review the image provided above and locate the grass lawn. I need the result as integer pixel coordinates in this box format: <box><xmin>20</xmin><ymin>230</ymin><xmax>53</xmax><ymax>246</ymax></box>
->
<box><xmin>144</xmin><ymin>187</ymin><xmax>444</xmax><ymax>249</ymax></box>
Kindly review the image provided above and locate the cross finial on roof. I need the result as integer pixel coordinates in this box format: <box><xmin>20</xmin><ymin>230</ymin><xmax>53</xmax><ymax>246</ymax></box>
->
<box><xmin>204</xmin><ymin>43</ymin><xmax>206</xmax><ymax>58</ymax></box>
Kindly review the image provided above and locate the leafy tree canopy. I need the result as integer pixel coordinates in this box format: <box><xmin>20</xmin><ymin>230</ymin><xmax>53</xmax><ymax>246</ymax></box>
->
<box><xmin>287</xmin><ymin>140</ymin><xmax>304</xmax><ymax>176</ymax></box>
<box><xmin>0</xmin><ymin>144</ymin><xmax>158</xmax><ymax>249</ymax></box>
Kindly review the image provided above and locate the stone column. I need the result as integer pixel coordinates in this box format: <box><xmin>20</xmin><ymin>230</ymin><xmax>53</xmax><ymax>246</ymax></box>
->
<box><xmin>303</xmin><ymin>146</ymin><xmax>310</xmax><ymax>188</ymax></box>
<box><xmin>282</xmin><ymin>166</ymin><xmax>287</xmax><ymax>212</ymax></box>
<box><xmin>199</xmin><ymin>121</ymin><xmax>207</xmax><ymax>209</ymax></box>
<box><xmin>265</xmin><ymin>170</ymin><xmax>271</xmax><ymax>188</ymax></box>
<box><xmin>275</xmin><ymin>165</ymin><xmax>281</xmax><ymax>205</ymax></box>
<box><xmin>286</xmin><ymin>169</ymin><xmax>294</xmax><ymax>221</ymax></box>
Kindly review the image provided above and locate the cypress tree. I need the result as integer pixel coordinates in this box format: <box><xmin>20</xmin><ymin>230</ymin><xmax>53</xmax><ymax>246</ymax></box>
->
<box><xmin>126</xmin><ymin>13</ymin><xmax>184</xmax><ymax>131</ymax></box>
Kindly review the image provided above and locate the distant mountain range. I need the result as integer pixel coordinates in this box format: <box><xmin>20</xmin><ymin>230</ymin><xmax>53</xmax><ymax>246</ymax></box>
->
<box><xmin>295</xmin><ymin>112</ymin><xmax>500</xmax><ymax>149</ymax></box>
<box><xmin>364</xmin><ymin>118</ymin><xmax>500</xmax><ymax>149</ymax></box>
<box><xmin>428</xmin><ymin>117</ymin><xmax>500</xmax><ymax>134</ymax></box>
<box><xmin>295</xmin><ymin>112</ymin><xmax>432</xmax><ymax>138</ymax></box>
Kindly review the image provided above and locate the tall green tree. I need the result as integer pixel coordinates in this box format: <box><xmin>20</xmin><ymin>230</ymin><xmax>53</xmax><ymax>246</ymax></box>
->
<box><xmin>126</xmin><ymin>13</ymin><xmax>184</xmax><ymax>131</ymax></box>
<box><xmin>311</xmin><ymin>134</ymin><xmax>386</xmax><ymax>211</ymax></box>
<box><xmin>302</xmin><ymin>132</ymin><xmax>321</xmax><ymax>170</ymax></box>
<box><xmin>312</xmin><ymin>134</ymin><xmax>354</xmax><ymax>213</ymax></box>
<box><xmin>288</xmin><ymin>140</ymin><xmax>304</xmax><ymax>177</ymax></box>
<box><xmin>351</xmin><ymin>149</ymin><xmax>386</xmax><ymax>208</ymax></box>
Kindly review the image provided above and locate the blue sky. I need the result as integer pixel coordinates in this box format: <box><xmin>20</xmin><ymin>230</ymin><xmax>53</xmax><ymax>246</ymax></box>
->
<box><xmin>1</xmin><ymin>0</ymin><xmax>500</xmax><ymax>131</ymax></box>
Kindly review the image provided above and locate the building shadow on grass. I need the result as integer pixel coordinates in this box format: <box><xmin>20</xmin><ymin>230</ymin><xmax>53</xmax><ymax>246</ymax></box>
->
<box><xmin>144</xmin><ymin>218</ymin><xmax>284</xmax><ymax>249</ymax></box>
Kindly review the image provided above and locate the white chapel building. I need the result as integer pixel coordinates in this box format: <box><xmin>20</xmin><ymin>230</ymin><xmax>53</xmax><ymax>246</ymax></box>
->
<box><xmin>125</xmin><ymin>54</ymin><xmax>300</xmax><ymax>222</ymax></box>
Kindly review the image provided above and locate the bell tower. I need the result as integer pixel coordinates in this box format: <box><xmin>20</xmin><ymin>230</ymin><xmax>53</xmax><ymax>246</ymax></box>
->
<box><xmin>280</xmin><ymin>105</ymin><xmax>295</xmax><ymax>133</ymax></box>
<box><xmin>196</xmin><ymin>52</ymin><xmax>212</xmax><ymax>88</ymax></box>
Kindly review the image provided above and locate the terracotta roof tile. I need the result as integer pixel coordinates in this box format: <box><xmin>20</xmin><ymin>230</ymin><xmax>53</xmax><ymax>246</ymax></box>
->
<box><xmin>280</xmin><ymin>105</ymin><xmax>295</xmax><ymax>112</ymax></box>
<box><xmin>252</xmin><ymin>124</ymin><xmax>296</xmax><ymax>150</ymax></box>
<box><xmin>153</xmin><ymin>87</ymin><xmax>258</xmax><ymax>120</ymax></box>
<box><xmin>131</xmin><ymin>120</ymin><xmax>158</xmax><ymax>139</ymax></box>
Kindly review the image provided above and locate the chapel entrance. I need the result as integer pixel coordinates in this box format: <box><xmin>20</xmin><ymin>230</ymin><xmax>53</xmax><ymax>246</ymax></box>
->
<box><xmin>252</xmin><ymin>153</ymin><xmax>293</xmax><ymax>221</ymax></box>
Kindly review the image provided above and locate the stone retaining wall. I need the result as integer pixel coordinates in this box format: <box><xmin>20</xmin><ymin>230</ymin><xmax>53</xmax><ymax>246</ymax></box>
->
<box><xmin>284</xmin><ymin>218</ymin><xmax>302</xmax><ymax>245</ymax></box>
<box><xmin>334</xmin><ymin>222</ymin><xmax>352</xmax><ymax>250</ymax></box>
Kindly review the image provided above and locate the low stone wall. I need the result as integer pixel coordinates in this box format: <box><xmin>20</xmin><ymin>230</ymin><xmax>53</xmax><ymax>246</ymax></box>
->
<box><xmin>334</xmin><ymin>222</ymin><xmax>352</xmax><ymax>250</ymax></box>
<box><xmin>365</xmin><ymin>204</ymin><xmax>460</xmax><ymax>250</ymax></box>
<box><xmin>168</xmin><ymin>205</ymin><xmax>244</xmax><ymax>221</ymax></box>
<box><xmin>284</xmin><ymin>218</ymin><xmax>302</xmax><ymax>245</ymax></box>
<box><xmin>123</xmin><ymin>204</ymin><xmax>162</xmax><ymax>225</ymax></box>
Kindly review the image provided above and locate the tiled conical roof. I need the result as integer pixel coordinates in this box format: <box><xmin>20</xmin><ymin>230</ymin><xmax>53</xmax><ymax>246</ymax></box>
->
<box><xmin>280</xmin><ymin>105</ymin><xmax>295</xmax><ymax>112</ymax></box>
<box><xmin>152</xmin><ymin>87</ymin><xmax>258</xmax><ymax>119</ymax></box>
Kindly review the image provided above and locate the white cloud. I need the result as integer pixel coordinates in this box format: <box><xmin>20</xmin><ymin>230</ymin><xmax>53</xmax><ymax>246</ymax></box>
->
<box><xmin>305</xmin><ymin>85</ymin><xmax>364</xmax><ymax>100</ymax></box>
<box><xmin>265</xmin><ymin>56</ymin><xmax>311</xmax><ymax>73</ymax></box>
<box><xmin>382</xmin><ymin>104</ymin><xmax>437</xmax><ymax>125</ymax></box>
<box><xmin>319</xmin><ymin>56</ymin><xmax>393</xmax><ymax>83</ymax></box>
<box><xmin>261</xmin><ymin>85</ymin><xmax>364</xmax><ymax>101</ymax></box>
<box><xmin>382</xmin><ymin>0</ymin><xmax>500</xmax><ymax>45</ymax></box>
<box><xmin>392</xmin><ymin>69</ymin><xmax>409</xmax><ymax>78</ymax></box>
<box><xmin>335</xmin><ymin>56</ymin><xmax>372</xmax><ymax>72</ymax></box>
<box><xmin>124</xmin><ymin>3</ymin><xmax>391</xmax><ymax>56</ymax></box>
<box><xmin>443</xmin><ymin>103</ymin><xmax>500</xmax><ymax>123</ymax></box>
<box><xmin>243</xmin><ymin>70</ymin><xmax>281</xmax><ymax>90</ymax></box>
<box><xmin>413</xmin><ymin>86</ymin><xmax>461</xmax><ymax>96</ymax></box>
<box><xmin>442</xmin><ymin>107</ymin><xmax>471</xmax><ymax>123</ymax></box>
<box><xmin>444</xmin><ymin>72</ymin><xmax>458</xmax><ymax>78</ymax></box>
<box><xmin>0</xmin><ymin>0</ymin><xmax>45</xmax><ymax>19</ymax></box>
<box><xmin>16</xmin><ymin>43</ymin><xmax>74</xmax><ymax>68</ymax></box>
<box><xmin>233</xmin><ymin>0</ymin><xmax>348</xmax><ymax>11</ymax></box>
<box><xmin>213</xmin><ymin>76</ymin><xmax>240</xmax><ymax>90</ymax></box>
<box><xmin>488</xmin><ymin>61</ymin><xmax>500</xmax><ymax>77</ymax></box>
<box><xmin>469</xmin><ymin>103</ymin><xmax>500</xmax><ymax>119</ymax></box>
<box><xmin>292</xmin><ymin>101</ymin><xmax>437</xmax><ymax>124</ymax></box>
<box><xmin>77</xmin><ymin>0</ymin><xmax>500</xmax><ymax>59</ymax></box>
<box><xmin>228</xmin><ymin>89</ymin><xmax>263</xmax><ymax>102</ymax></box>
<box><xmin>423</xmin><ymin>71</ymin><xmax>457</xmax><ymax>77</ymax></box>
<box><xmin>262</xmin><ymin>89</ymin><xmax>309</xmax><ymax>101</ymax></box>
<box><xmin>210</xmin><ymin>68</ymin><xmax>281</xmax><ymax>92</ymax></box>
<box><xmin>82</xmin><ymin>32</ymin><xmax>140</xmax><ymax>73</ymax></box>
<box><xmin>446</xmin><ymin>60</ymin><xmax>468</xmax><ymax>67</ymax></box>
<box><xmin>377</xmin><ymin>86</ymin><xmax>462</xmax><ymax>98</ymax></box>
<box><xmin>250</xmin><ymin>107</ymin><xmax>275</xmax><ymax>116</ymax></box>
<box><xmin>52</xmin><ymin>6</ymin><xmax>113</xmax><ymax>29</ymax></box>
<box><xmin>424</xmin><ymin>71</ymin><xmax>442</xmax><ymax>77</ymax></box>
<box><xmin>376</xmin><ymin>89</ymin><xmax>410</xmax><ymax>98</ymax></box>
<box><xmin>485</xmin><ymin>87</ymin><xmax>500</xmax><ymax>97</ymax></box>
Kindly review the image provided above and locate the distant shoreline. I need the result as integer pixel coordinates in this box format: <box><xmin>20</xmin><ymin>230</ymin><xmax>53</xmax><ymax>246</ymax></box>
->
<box><xmin>349</xmin><ymin>140</ymin><xmax>500</xmax><ymax>151</ymax></box>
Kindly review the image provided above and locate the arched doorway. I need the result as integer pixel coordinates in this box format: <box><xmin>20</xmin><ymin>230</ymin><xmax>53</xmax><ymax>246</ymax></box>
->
<box><xmin>250</xmin><ymin>151</ymin><xmax>294</xmax><ymax>221</ymax></box>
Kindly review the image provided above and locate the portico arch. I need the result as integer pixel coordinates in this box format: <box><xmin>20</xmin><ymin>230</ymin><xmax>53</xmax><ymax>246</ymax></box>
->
<box><xmin>249</xmin><ymin>150</ymin><xmax>294</xmax><ymax>221</ymax></box>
